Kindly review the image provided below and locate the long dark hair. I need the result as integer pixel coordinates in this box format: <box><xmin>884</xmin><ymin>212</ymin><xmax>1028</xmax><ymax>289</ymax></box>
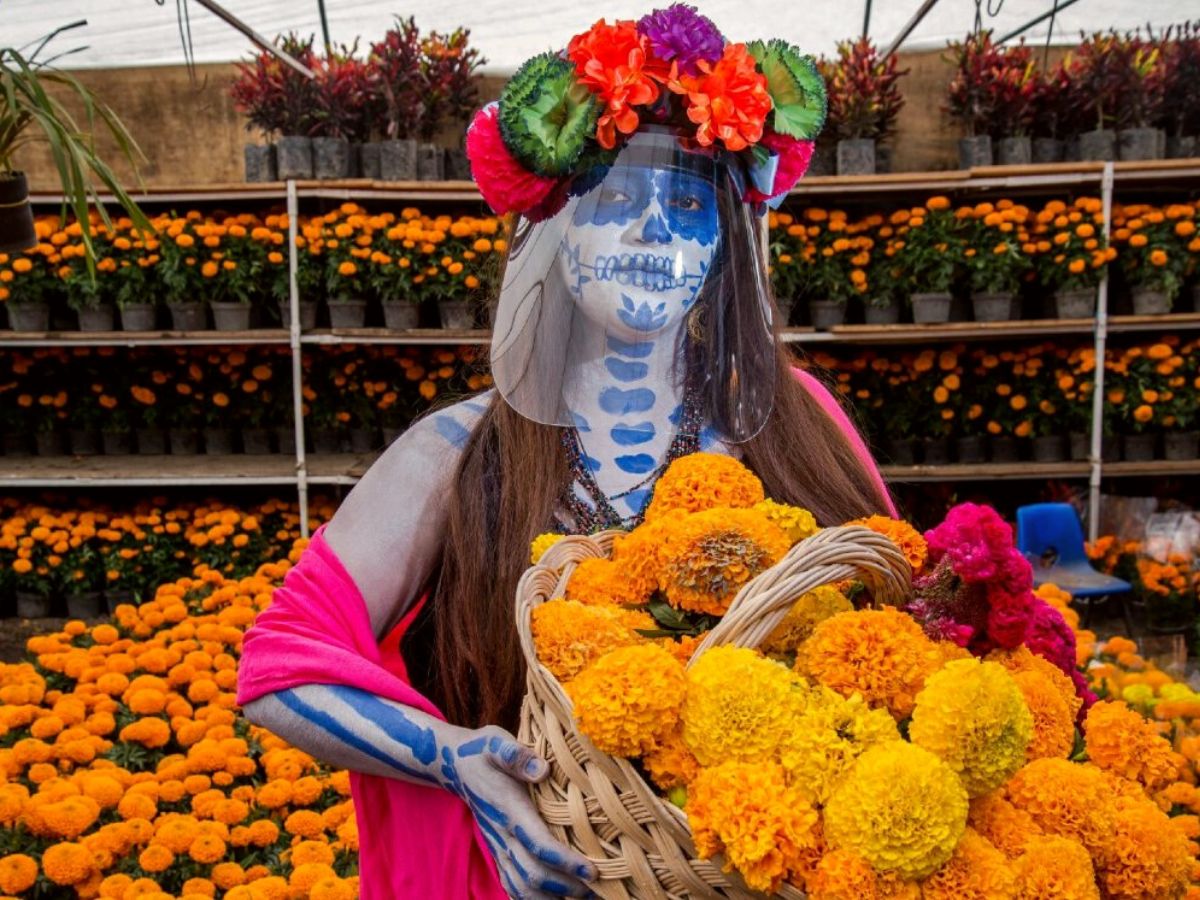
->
<box><xmin>403</xmin><ymin>171</ymin><xmax>894</xmax><ymax>732</ymax></box>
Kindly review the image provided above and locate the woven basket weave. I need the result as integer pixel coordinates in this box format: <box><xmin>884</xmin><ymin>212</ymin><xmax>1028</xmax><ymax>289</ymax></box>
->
<box><xmin>516</xmin><ymin>525</ymin><xmax>912</xmax><ymax>899</ymax></box>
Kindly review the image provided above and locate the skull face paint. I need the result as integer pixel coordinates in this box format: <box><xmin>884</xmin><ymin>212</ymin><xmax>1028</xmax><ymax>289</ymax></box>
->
<box><xmin>560</xmin><ymin>163</ymin><xmax>718</xmax><ymax>339</ymax></box>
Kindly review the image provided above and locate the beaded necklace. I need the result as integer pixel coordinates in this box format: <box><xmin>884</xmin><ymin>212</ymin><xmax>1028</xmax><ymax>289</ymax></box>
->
<box><xmin>557</xmin><ymin>385</ymin><xmax>705</xmax><ymax>534</ymax></box>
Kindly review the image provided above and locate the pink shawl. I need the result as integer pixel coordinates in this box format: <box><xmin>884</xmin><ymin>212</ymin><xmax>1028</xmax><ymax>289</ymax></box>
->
<box><xmin>236</xmin><ymin>372</ymin><xmax>894</xmax><ymax>898</ymax></box>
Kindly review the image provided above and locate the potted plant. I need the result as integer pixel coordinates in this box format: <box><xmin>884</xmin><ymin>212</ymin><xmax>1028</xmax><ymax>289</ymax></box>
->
<box><xmin>1155</xmin><ymin>24</ymin><xmax>1200</xmax><ymax>158</ymax></box>
<box><xmin>1</xmin><ymin>244</ymin><xmax>55</xmax><ymax>331</ymax></box>
<box><xmin>236</xmin><ymin>361</ymin><xmax>278</xmax><ymax>455</ymax></box>
<box><xmin>1114</xmin><ymin>34</ymin><xmax>1164</xmax><ymax>161</ymax></box>
<box><xmin>960</xmin><ymin>200</ymin><xmax>1032</xmax><ymax>321</ymax></box>
<box><xmin>157</xmin><ymin>215</ymin><xmax>208</xmax><ymax>330</ymax></box>
<box><xmin>913</xmin><ymin>347</ymin><xmax>962</xmax><ymax>464</ymax></box>
<box><xmin>1156</xmin><ymin>341</ymin><xmax>1199</xmax><ymax>460</ymax></box>
<box><xmin>370</xmin><ymin>18</ymin><xmax>424</xmax><ymax>181</ymax></box>
<box><xmin>108</xmin><ymin>216</ymin><xmax>161</xmax><ymax>331</ymax></box>
<box><xmin>199</xmin><ymin>217</ymin><xmax>264</xmax><ymax>331</ymax></box>
<box><xmin>807</xmin><ymin>57</ymin><xmax>839</xmax><ymax>177</ymax></box>
<box><xmin>988</xmin><ymin>42</ymin><xmax>1038</xmax><ymax>165</ymax></box>
<box><xmin>61</xmin><ymin>219</ymin><xmax>117</xmax><ymax>332</ymax></box>
<box><xmin>864</xmin><ymin>212</ymin><xmax>911</xmax><ymax>323</ymax></box>
<box><xmin>824</xmin><ymin>38</ymin><xmax>906</xmax><ymax>176</ymax></box>
<box><xmin>97</xmin><ymin>384</ymin><xmax>133</xmax><ymax>455</ymax></box>
<box><xmin>320</xmin><ymin>205</ymin><xmax>373</xmax><ymax>328</ymax></box>
<box><xmin>311</xmin><ymin>46</ymin><xmax>373</xmax><ymax>180</ymax></box>
<box><xmin>893</xmin><ymin>196</ymin><xmax>961</xmax><ymax>323</ymax></box>
<box><xmin>1067</xmin><ymin>32</ymin><xmax>1158</xmax><ymax>161</ymax></box>
<box><xmin>1106</xmin><ymin>348</ymin><xmax>1161</xmax><ymax>461</ymax></box>
<box><xmin>1029</xmin><ymin>197</ymin><xmax>1113</xmax><ymax>318</ymax></box>
<box><xmin>1</xmin><ymin>26</ymin><xmax>148</xmax><ymax>261</ymax></box>
<box><xmin>1029</xmin><ymin>62</ymin><xmax>1080</xmax><ymax>163</ymax></box>
<box><xmin>231</xmin><ymin>34</ymin><xmax>321</xmax><ymax>180</ymax></box>
<box><xmin>60</xmin><ymin>518</ymin><xmax>104</xmax><ymax>619</ymax></box>
<box><xmin>65</xmin><ymin>383</ymin><xmax>107</xmax><ymax>455</ymax></box>
<box><xmin>417</xmin><ymin>25</ymin><xmax>485</xmax><ymax>180</ymax></box>
<box><xmin>768</xmin><ymin>212</ymin><xmax>806</xmax><ymax>325</ymax></box>
<box><xmin>164</xmin><ymin>356</ymin><xmax>204</xmax><ymax>454</ymax></box>
<box><xmin>1111</xmin><ymin>202</ymin><xmax>1190</xmax><ymax>314</ymax></box>
<box><xmin>129</xmin><ymin>380</ymin><xmax>166</xmax><ymax>454</ymax></box>
<box><xmin>369</xmin><ymin>215</ymin><xmax>422</xmax><ymax>329</ymax></box>
<box><xmin>15</xmin><ymin>528</ymin><xmax>55</xmax><ymax>618</ymax></box>
<box><xmin>945</xmin><ymin>32</ymin><xmax>1002</xmax><ymax>168</ymax></box>
<box><xmin>32</xmin><ymin>386</ymin><xmax>66</xmax><ymax>455</ymax></box>
<box><xmin>1053</xmin><ymin>350</ymin><xmax>1097</xmax><ymax>461</ymax></box>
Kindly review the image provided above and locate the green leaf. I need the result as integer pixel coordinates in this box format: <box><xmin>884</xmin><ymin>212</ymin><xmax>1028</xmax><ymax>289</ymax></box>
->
<box><xmin>498</xmin><ymin>52</ymin><xmax>599</xmax><ymax>177</ymax></box>
<box><xmin>747</xmin><ymin>39</ymin><xmax>827</xmax><ymax>140</ymax></box>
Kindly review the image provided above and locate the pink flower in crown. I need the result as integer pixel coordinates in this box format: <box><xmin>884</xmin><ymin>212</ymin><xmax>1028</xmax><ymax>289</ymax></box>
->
<box><xmin>464</xmin><ymin>105</ymin><xmax>558</xmax><ymax>216</ymax></box>
<box><xmin>743</xmin><ymin>130</ymin><xmax>815</xmax><ymax>203</ymax></box>
<box><xmin>567</xmin><ymin>19</ymin><xmax>669</xmax><ymax>150</ymax></box>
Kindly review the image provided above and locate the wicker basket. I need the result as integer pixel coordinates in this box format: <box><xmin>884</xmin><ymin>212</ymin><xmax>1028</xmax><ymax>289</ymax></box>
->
<box><xmin>516</xmin><ymin>525</ymin><xmax>913</xmax><ymax>899</ymax></box>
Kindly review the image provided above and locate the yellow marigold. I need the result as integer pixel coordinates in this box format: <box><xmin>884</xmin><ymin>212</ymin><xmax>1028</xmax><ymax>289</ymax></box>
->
<box><xmin>909</xmin><ymin>658</ymin><xmax>1032</xmax><ymax>797</ymax></box>
<box><xmin>1101</xmin><ymin>799</ymin><xmax>1192</xmax><ymax>900</ymax></box>
<box><xmin>567</xmin><ymin>643</ymin><xmax>685</xmax><ymax>757</ymax></box>
<box><xmin>754</xmin><ymin>498</ymin><xmax>818</xmax><ymax>544</ymax></box>
<box><xmin>641</xmin><ymin>723</ymin><xmax>700</xmax><ymax>791</ymax></box>
<box><xmin>686</xmin><ymin>761</ymin><xmax>820</xmax><ymax>894</ymax></box>
<box><xmin>1084</xmin><ymin>700</ymin><xmax>1180</xmax><ymax>794</ymax></box>
<box><xmin>1010</xmin><ymin>668</ymin><xmax>1075</xmax><ymax>760</ymax></box>
<box><xmin>529</xmin><ymin>532</ymin><xmax>563</xmax><ymax>564</ymax></box>
<box><xmin>610</xmin><ymin>517</ymin><xmax>671</xmax><ymax>602</ymax></box>
<box><xmin>779</xmin><ymin>687</ymin><xmax>900</xmax><ymax>804</ymax></box>
<box><xmin>563</xmin><ymin>557</ymin><xmax>643</xmax><ymax>606</ymax></box>
<box><xmin>847</xmin><ymin>515</ymin><xmax>929</xmax><ymax>573</ymax></box>
<box><xmin>644</xmin><ymin>452</ymin><xmax>764</xmax><ymax>521</ymax></box>
<box><xmin>1012</xmin><ymin>835</ymin><xmax>1099</xmax><ymax>900</ymax></box>
<box><xmin>531</xmin><ymin>599</ymin><xmax>651</xmax><ymax>682</ymax></box>
<box><xmin>658</xmin><ymin>508</ymin><xmax>790</xmax><ymax>616</ymax></box>
<box><xmin>682</xmin><ymin>645</ymin><xmax>807</xmax><ymax>766</ymax></box>
<box><xmin>42</xmin><ymin>841</ymin><xmax>95</xmax><ymax>885</ymax></box>
<box><xmin>824</xmin><ymin>741</ymin><xmax>969</xmax><ymax>881</ymax></box>
<box><xmin>968</xmin><ymin>791</ymin><xmax>1044</xmax><ymax>859</ymax></box>
<box><xmin>762</xmin><ymin>585</ymin><xmax>853</xmax><ymax>654</ymax></box>
<box><xmin>1004</xmin><ymin>758</ymin><xmax>1117</xmax><ymax>861</ymax></box>
<box><xmin>918</xmin><ymin>828</ymin><xmax>1015</xmax><ymax>899</ymax></box>
<box><xmin>798</xmin><ymin>607</ymin><xmax>943</xmax><ymax>720</ymax></box>
<box><xmin>809</xmin><ymin>849</ymin><xmax>923</xmax><ymax>900</ymax></box>
<box><xmin>0</xmin><ymin>853</ymin><xmax>38</xmax><ymax>895</ymax></box>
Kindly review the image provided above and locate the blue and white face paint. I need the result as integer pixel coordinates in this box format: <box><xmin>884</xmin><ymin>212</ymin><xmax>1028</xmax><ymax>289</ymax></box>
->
<box><xmin>561</xmin><ymin>164</ymin><xmax>718</xmax><ymax>340</ymax></box>
<box><xmin>490</xmin><ymin>127</ymin><xmax>775</xmax><ymax>456</ymax></box>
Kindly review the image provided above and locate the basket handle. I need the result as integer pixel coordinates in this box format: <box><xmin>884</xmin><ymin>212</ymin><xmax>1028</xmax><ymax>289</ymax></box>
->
<box><xmin>687</xmin><ymin>525</ymin><xmax>912</xmax><ymax>667</ymax></box>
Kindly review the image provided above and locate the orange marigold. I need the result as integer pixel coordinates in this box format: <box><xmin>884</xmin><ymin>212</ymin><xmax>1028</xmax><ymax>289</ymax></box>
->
<box><xmin>918</xmin><ymin>828</ymin><xmax>1016</xmax><ymax>899</ymax></box>
<box><xmin>609</xmin><ymin>517</ymin><xmax>670</xmax><ymax>601</ymax></box>
<box><xmin>1004</xmin><ymin>758</ymin><xmax>1117</xmax><ymax>861</ymax></box>
<box><xmin>531</xmin><ymin>598</ymin><xmax>652</xmax><ymax>682</ymax></box>
<box><xmin>1011</xmin><ymin>668</ymin><xmax>1076</xmax><ymax>761</ymax></box>
<box><xmin>41</xmin><ymin>841</ymin><xmax>94</xmax><ymax>885</ymax></box>
<box><xmin>968</xmin><ymin>792</ymin><xmax>1044</xmax><ymax>860</ymax></box>
<box><xmin>641</xmin><ymin>723</ymin><xmax>700</xmax><ymax>791</ymax></box>
<box><xmin>658</xmin><ymin>507</ymin><xmax>790</xmax><ymax>616</ymax></box>
<box><xmin>1012</xmin><ymin>835</ymin><xmax>1098</xmax><ymax>900</ymax></box>
<box><xmin>848</xmin><ymin>515</ymin><xmax>929</xmax><ymax>574</ymax></box>
<box><xmin>798</xmin><ymin>607</ymin><xmax>943</xmax><ymax>720</ymax></box>
<box><xmin>807</xmin><ymin>848</ymin><xmax>922</xmax><ymax>900</ymax></box>
<box><xmin>563</xmin><ymin>557</ymin><xmax>644</xmax><ymax>606</ymax></box>
<box><xmin>1100</xmin><ymin>799</ymin><xmax>1192</xmax><ymax>900</ymax></box>
<box><xmin>1084</xmin><ymin>700</ymin><xmax>1180</xmax><ymax>794</ymax></box>
<box><xmin>644</xmin><ymin>452</ymin><xmax>764</xmax><ymax>522</ymax></box>
<box><xmin>0</xmin><ymin>853</ymin><xmax>38</xmax><ymax>895</ymax></box>
<box><xmin>687</xmin><ymin>761</ymin><xmax>820</xmax><ymax>894</ymax></box>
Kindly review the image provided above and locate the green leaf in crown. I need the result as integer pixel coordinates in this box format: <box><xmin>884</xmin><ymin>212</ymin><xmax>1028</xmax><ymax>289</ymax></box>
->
<box><xmin>498</xmin><ymin>52</ymin><xmax>601</xmax><ymax>177</ymax></box>
<box><xmin>747</xmin><ymin>39</ymin><xmax>828</xmax><ymax>141</ymax></box>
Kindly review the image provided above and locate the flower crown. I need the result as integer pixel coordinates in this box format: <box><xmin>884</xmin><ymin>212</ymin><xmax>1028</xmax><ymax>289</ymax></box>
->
<box><xmin>465</xmin><ymin>4</ymin><xmax>827</xmax><ymax>220</ymax></box>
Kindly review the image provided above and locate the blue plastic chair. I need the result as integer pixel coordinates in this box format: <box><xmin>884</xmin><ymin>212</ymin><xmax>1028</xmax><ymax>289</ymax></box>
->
<box><xmin>1016</xmin><ymin>502</ymin><xmax>1133</xmax><ymax>630</ymax></box>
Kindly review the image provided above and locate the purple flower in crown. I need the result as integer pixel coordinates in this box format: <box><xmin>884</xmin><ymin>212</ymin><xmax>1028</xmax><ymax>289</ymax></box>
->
<box><xmin>636</xmin><ymin>4</ymin><xmax>724</xmax><ymax>77</ymax></box>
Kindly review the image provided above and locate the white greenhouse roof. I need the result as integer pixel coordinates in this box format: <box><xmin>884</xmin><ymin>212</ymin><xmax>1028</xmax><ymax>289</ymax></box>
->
<box><xmin>1</xmin><ymin>0</ymin><xmax>1194</xmax><ymax>72</ymax></box>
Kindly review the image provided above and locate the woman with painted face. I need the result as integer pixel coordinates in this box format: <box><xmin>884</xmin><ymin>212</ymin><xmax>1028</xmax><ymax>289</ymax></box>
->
<box><xmin>237</xmin><ymin>9</ymin><xmax>896</xmax><ymax>899</ymax></box>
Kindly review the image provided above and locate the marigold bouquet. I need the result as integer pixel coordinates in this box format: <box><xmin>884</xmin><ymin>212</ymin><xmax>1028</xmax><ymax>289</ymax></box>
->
<box><xmin>523</xmin><ymin>454</ymin><xmax>1192</xmax><ymax>897</ymax></box>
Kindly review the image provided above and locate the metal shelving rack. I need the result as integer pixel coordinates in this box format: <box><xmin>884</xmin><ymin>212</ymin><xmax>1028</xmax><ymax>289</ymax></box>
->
<box><xmin>9</xmin><ymin>160</ymin><xmax>1200</xmax><ymax>536</ymax></box>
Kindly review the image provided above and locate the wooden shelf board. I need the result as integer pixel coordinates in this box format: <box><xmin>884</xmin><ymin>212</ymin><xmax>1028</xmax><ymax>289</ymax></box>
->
<box><xmin>25</xmin><ymin>160</ymin><xmax>1200</xmax><ymax>207</ymax></box>
<box><xmin>0</xmin><ymin>453</ymin><xmax>374</xmax><ymax>487</ymax></box>
<box><xmin>299</xmin><ymin>328</ymin><xmax>491</xmax><ymax>346</ymax></box>
<box><xmin>0</xmin><ymin>329</ymin><xmax>291</xmax><ymax>348</ymax></box>
<box><xmin>881</xmin><ymin>461</ymin><xmax>1091</xmax><ymax>482</ymax></box>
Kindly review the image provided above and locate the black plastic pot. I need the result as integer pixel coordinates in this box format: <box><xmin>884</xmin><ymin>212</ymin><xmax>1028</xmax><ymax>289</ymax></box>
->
<box><xmin>864</xmin><ymin>300</ymin><xmax>900</xmax><ymax>325</ymax></box>
<box><xmin>16</xmin><ymin>591</ymin><xmax>51</xmax><ymax>618</ymax></box>
<box><xmin>1131</xmin><ymin>287</ymin><xmax>1171</xmax><ymax>316</ymax></box>
<box><xmin>244</xmin><ymin>144</ymin><xmax>277</xmax><ymax>182</ymax></box>
<box><xmin>168</xmin><ymin>428</ymin><xmax>201</xmax><ymax>455</ymax></box>
<box><xmin>989</xmin><ymin>435</ymin><xmax>1020</xmax><ymax>463</ymax></box>
<box><xmin>808</xmin><ymin>300</ymin><xmax>845</xmax><ymax>331</ymax></box>
<box><xmin>3</xmin><ymin>432</ymin><xmax>30</xmax><ymax>456</ymax></box>
<box><xmin>278</xmin><ymin>299</ymin><xmax>319</xmax><ymax>331</ymax></box>
<box><xmin>955</xmin><ymin>436</ymin><xmax>986</xmax><ymax>464</ymax></box>
<box><xmin>1032</xmin><ymin>434</ymin><xmax>1066</xmax><ymax>462</ymax></box>
<box><xmin>836</xmin><ymin>138</ymin><xmax>875</xmax><ymax>175</ymax></box>
<box><xmin>1054</xmin><ymin>289</ymin><xmax>1095</xmax><ymax>319</ymax></box>
<box><xmin>437</xmin><ymin>299</ymin><xmax>475</xmax><ymax>330</ymax></box>
<box><xmin>328</xmin><ymin>299</ymin><xmax>368</xmax><ymax>328</ymax></box>
<box><xmin>119</xmin><ymin>303</ymin><xmax>157</xmax><ymax>331</ymax></box>
<box><xmin>66</xmin><ymin>590</ymin><xmax>104</xmax><ymax>619</ymax></box>
<box><xmin>0</xmin><ymin>171</ymin><xmax>36</xmax><ymax>253</ymax></box>
<box><xmin>313</xmin><ymin>137</ymin><xmax>351</xmax><ymax>179</ymax></box>
<box><xmin>417</xmin><ymin>142</ymin><xmax>444</xmax><ymax>180</ymax></box>
<box><xmin>911</xmin><ymin>292</ymin><xmax>952</xmax><ymax>324</ymax></box>
<box><xmin>311</xmin><ymin>428</ymin><xmax>342</xmax><ymax>454</ymax></box>
<box><xmin>884</xmin><ymin>438</ymin><xmax>916</xmax><ymax>466</ymax></box>
<box><xmin>1164</xmin><ymin>432</ymin><xmax>1199</xmax><ymax>461</ymax></box>
<box><xmin>1166</xmin><ymin>135</ymin><xmax>1197</xmax><ymax>159</ymax></box>
<box><xmin>382</xmin><ymin>301</ymin><xmax>420</xmax><ymax>330</ymax></box>
<box><xmin>77</xmin><ymin>305</ymin><xmax>115</xmax><ymax>332</ymax></box>
<box><xmin>972</xmin><ymin>292</ymin><xmax>1013</xmax><ymax>322</ymax></box>
<box><xmin>958</xmin><ymin>135</ymin><xmax>993</xmax><ymax>168</ymax></box>
<box><xmin>209</xmin><ymin>302</ymin><xmax>252</xmax><ymax>331</ymax></box>
<box><xmin>276</xmin><ymin>136</ymin><xmax>314</xmax><ymax>180</ymax></box>
<box><xmin>1079</xmin><ymin>129</ymin><xmax>1116</xmax><ymax>161</ymax></box>
<box><xmin>135</xmin><ymin>426</ymin><xmax>167</xmax><ymax>455</ymax></box>
<box><xmin>1069</xmin><ymin>431</ymin><xmax>1090</xmax><ymax>462</ymax></box>
<box><xmin>275</xmin><ymin>426</ymin><xmax>297</xmax><ymax>454</ymax></box>
<box><xmin>445</xmin><ymin>147</ymin><xmax>472</xmax><ymax>181</ymax></box>
<box><xmin>105</xmin><ymin>589</ymin><xmax>134</xmax><ymax>614</ymax></box>
<box><xmin>1121</xmin><ymin>433</ymin><xmax>1157</xmax><ymax>461</ymax></box>
<box><xmin>1117</xmin><ymin>127</ymin><xmax>1164</xmax><ymax>161</ymax></box>
<box><xmin>168</xmin><ymin>302</ymin><xmax>208</xmax><ymax>331</ymax></box>
<box><xmin>241</xmin><ymin>427</ymin><xmax>273</xmax><ymax>455</ymax></box>
<box><xmin>34</xmin><ymin>430</ymin><xmax>62</xmax><ymax>456</ymax></box>
<box><xmin>349</xmin><ymin>427</ymin><xmax>378</xmax><ymax>454</ymax></box>
<box><xmin>67</xmin><ymin>428</ymin><xmax>101</xmax><ymax>456</ymax></box>
<box><xmin>203</xmin><ymin>427</ymin><xmax>235</xmax><ymax>455</ymax></box>
<box><xmin>359</xmin><ymin>142</ymin><xmax>383</xmax><ymax>180</ymax></box>
<box><xmin>101</xmin><ymin>429</ymin><xmax>133</xmax><ymax>455</ymax></box>
<box><xmin>7</xmin><ymin>302</ymin><xmax>50</xmax><ymax>332</ymax></box>
<box><xmin>1032</xmin><ymin>138</ymin><xmax>1065</xmax><ymax>163</ymax></box>
<box><xmin>380</xmin><ymin>139</ymin><xmax>418</xmax><ymax>181</ymax></box>
<box><xmin>996</xmin><ymin>136</ymin><xmax>1032</xmax><ymax>166</ymax></box>
<box><xmin>922</xmin><ymin>438</ymin><xmax>952</xmax><ymax>465</ymax></box>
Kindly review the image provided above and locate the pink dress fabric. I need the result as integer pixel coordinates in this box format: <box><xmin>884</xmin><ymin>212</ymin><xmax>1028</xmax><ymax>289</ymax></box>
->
<box><xmin>235</xmin><ymin>372</ymin><xmax>893</xmax><ymax>899</ymax></box>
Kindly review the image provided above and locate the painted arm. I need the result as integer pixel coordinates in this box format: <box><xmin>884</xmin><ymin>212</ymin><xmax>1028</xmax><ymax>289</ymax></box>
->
<box><xmin>241</xmin><ymin>394</ymin><xmax>596</xmax><ymax>897</ymax></box>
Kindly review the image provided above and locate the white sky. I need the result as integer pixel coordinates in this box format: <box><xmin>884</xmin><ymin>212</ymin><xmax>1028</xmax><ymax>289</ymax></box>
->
<box><xmin>1</xmin><ymin>0</ymin><xmax>1192</xmax><ymax>71</ymax></box>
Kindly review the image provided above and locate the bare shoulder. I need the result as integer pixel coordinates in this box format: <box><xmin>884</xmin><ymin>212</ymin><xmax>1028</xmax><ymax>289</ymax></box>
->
<box><xmin>321</xmin><ymin>391</ymin><xmax>493</xmax><ymax>637</ymax></box>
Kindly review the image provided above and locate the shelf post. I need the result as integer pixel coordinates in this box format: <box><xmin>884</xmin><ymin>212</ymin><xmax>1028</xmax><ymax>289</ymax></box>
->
<box><xmin>1087</xmin><ymin>161</ymin><xmax>1114</xmax><ymax>543</ymax></box>
<box><xmin>286</xmin><ymin>179</ymin><xmax>311</xmax><ymax>538</ymax></box>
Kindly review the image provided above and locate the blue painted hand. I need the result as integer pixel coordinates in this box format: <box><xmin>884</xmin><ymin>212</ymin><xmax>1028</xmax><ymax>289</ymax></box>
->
<box><xmin>440</xmin><ymin>725</ymin><xmax>598</xmax><ymax>898</ymax></box>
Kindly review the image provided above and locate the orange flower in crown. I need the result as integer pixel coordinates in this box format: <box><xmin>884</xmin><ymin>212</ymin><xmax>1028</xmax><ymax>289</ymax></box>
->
<box><xmin>567</xmin><ymin>19</ymin><xmax>669</xmax><ymax>149</ymax></box>
<box><xmin>668</xmin><ymin>43</ymin><xmax>772</xmax><ymax>151</ymax></box>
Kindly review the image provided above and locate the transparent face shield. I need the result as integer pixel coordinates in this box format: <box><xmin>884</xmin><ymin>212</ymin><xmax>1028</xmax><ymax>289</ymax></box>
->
<box><xmin>490</xmin><ymin>129</ymin><xmax>777</xmax><ymax>443</ymax></box>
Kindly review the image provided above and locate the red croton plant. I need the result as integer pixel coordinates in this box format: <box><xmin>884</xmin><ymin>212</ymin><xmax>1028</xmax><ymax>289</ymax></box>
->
<box><xmin>826</xmin><ymin>37</ymin><xmax>907</xmax><ymax>143</ymax></box>
<box><xmin>946</xmin><ymin>31</ymin><xmax>1038</xmax><ymax>139</ymax></box>
<box><xmin>1067</xmin><ymin>31</ymin><xmax>1163</xmax><ymax>132</ymax></box>
<box><xmin>230</xmin><ymin>33</ymin><xmax>321</xmax><ymax>137</ymax></box>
